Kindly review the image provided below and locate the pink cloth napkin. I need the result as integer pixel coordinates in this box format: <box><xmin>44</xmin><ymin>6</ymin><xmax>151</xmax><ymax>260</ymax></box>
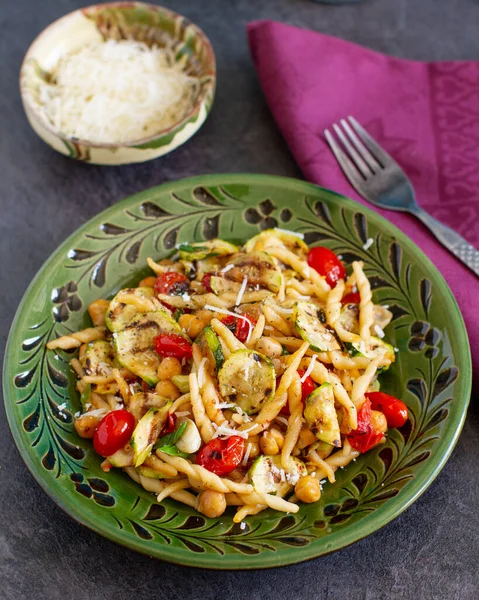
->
<box><xmin>248</xmin><ymin>20</ymin><xmax>479</xmax><ymax>389</ymax></box>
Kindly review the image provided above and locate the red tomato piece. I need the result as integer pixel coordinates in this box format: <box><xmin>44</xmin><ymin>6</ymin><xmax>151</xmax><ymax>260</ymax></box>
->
<box><xmin>201</xmin><ymin>273</ymin><xmax>213</xmax><ymax>293</ymax></box>
<box><xmin>154</xmin><ymin>272</ymin><xmax>190</xmax><ymax>296</ymax></box>
<box><xmin>154</xmin><ymin>333</ymin><xmax>193</xmax><ymax>360</ymax></box>
<box><xmin>347</xmin><ymin>399</ymin><xmax>385</xmax><ymax>453</ymax></box>
<box><xmin>162</xmin><ymin>412</ymin><xmax>177</xmax><ymax>435</ymax></box>
<box><xmin>341</xmin><ymin>292</ymin><xmax>361</xmax><ymax>305</ymax></box>
<box><xmin>366</xmin><ymin>391</ymin><xmax>408</xmax><ymax>428</ymax></box>
<box><xmin>297</xmin><ymin>370</ymin><xmax>317</xmax><ymax>402</ymax></box>
<box><xmin>220</xmin><ymin>315</ymin><xmax>256</xmax><ymax>343</ymax></box>
<box><xmin>196</xmin><ymin>436</ymin><xmax>245</xmax><ymax>475</ymax></box>
<box><xmin>93</xmin><ymin>410</ymin><xmax>136</xmax><ymax>457</ymax></box>
<box><xmin>307</xmin><ymin>246</ymin><xmax>346</xmax><ymax>288</ymax></box>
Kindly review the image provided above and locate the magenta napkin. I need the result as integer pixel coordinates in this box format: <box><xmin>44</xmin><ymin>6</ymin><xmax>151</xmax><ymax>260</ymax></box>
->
<box><xmin>248</xmin><ymin>20</ymin><xmax>479</xmax><ymax>388</ymax></box>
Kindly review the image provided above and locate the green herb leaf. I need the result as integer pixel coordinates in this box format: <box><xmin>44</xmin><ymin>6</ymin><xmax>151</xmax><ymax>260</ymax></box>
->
<box><xmin>178</xmin><ymin>243</ymin><xmax>207</xmax><ymax>253</ymax></box>
<box><xmin>158</xmin><ymin>445</ymin><xmax>190</xmax><ymax>458</ymax></box>
<box><xmin>154</xmin><ymin>421</ymin><xmax>188</xmax><ymax>449</ymax></box>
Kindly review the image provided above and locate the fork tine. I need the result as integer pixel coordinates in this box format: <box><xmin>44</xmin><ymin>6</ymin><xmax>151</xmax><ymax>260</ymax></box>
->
<box><xmin>324</xmin><ymin>129</ymin><xmax>366</xmax><ymax>195</ymax></box>
<box><xmin>340</xmin><ymin>119</ymin><xmax>381</xmax><ymax>173</ymax></box>
<box><xmin>332</xmin><ymin>123</ymin><xmax>371</xmax><ymax>178</ymax></box>
<box><xmin>347</xmin><ymin>116</ymin><xmax>396</xmax><ymax>167</ymax></box>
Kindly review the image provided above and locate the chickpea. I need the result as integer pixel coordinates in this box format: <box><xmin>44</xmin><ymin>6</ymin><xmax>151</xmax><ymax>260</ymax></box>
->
<box><xmin>157</xmin><ymin>357</ymin><xmax>182</xmax><ymax>381</ymax></box>
<box><xmin>74</xmin><ymin>414</ymin><xmax>102</xmax><ymax>439</ymax></box>
<box><xmin>297</xmin><ymin>426</ymin><xmax>316</xmax><ymax>450</ymax></box>
<box><xmin>260</xmin><ymin>428</ymin><xmax>284</xmax><ymax>455</ymax></box>
<box><xmin>245</xmin><ymin>437</ymin><xmax>260</xmax><ymax>460</ymax></box>
<box><xmin>295</xmin><ymin>475</ymin><xmax>321</xmax><ymax>503</ymax></box>
<box><xmin>138</xmin><ymin>276</ymin><xmax>157</xmax><ymax>288</ymax></box>
<box><xmin>195</xmin><ymin>490</ymin><xmax>227</xmax><ymax>518</ymax></box>
<box><xmin>255</xmin><ymin>337</ymin><xmax>283</xmax><ymax>358</ymax></box>
<box><xmin>87</xmin><ymin>299</ymin><xmax>110</xmax><ymax>326</ymax></box>
<box><xmin>155</xmin><ymin>380</ymin><xmax>181</xmax><ymax>400</ymax></box>
<box><xmin>195</xmin><ymin>309</ymin><xmax>214</xmax><ymax>324</ymax></box>
<box><xmin>371</xmin><ymin>410</ymin><xmax>388</xmax><ymax>434</ymax></box>
<box><xmin>178</xmin><ymin>314</ymin><xmax>206</xmax><ymax>339</ymax></box>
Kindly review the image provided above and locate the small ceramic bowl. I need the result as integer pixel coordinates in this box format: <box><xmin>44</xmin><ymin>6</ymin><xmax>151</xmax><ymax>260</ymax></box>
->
<box><xmin>19</xmin><ymin>2</ymin><xmax>216</xmax><ymax>165</ymax></box>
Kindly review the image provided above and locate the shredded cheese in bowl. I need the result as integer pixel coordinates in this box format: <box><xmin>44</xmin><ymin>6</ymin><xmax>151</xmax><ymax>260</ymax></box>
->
<box><xmin>35</xmin><ymin>40</ymin><xmax>200</xmax><ymax>144</ymax></box>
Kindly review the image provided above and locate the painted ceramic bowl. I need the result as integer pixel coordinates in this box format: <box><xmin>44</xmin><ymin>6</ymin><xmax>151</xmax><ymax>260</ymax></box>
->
<box><xmin>3</xmin><ymin>175</ymin><xmax>471</xmax><ymax>568</ymax></box>
<box><xmin>19</xmin><ymin>3</ymin><xmax>216</xmax><ymax>165</ymax></box>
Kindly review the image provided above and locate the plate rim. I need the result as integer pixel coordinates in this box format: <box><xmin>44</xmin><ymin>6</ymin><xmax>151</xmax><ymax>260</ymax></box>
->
<box><xmin>3</xmin><ymin>173</ymin><xmax>472</xmax><ymax>569</ymax></box>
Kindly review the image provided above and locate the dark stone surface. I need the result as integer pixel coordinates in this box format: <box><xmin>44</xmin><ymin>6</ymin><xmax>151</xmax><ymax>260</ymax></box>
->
<box><xmin>1</xmin><ymin>1</ymin><xmax>478</xmax><ymax>598</ymax></box>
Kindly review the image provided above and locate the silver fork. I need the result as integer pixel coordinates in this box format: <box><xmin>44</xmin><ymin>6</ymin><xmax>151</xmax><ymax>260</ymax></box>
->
<box><xmin>325</xmin><ymin>116</ymin><xmax>479</xmax><ymax>277</ymax></box>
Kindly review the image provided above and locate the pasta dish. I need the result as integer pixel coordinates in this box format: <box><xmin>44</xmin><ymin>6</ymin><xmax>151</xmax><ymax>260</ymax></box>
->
<box><xmin>47</xmin><ymin>229</ymin><xmax>408</xmax><ymax>522</ymax></box>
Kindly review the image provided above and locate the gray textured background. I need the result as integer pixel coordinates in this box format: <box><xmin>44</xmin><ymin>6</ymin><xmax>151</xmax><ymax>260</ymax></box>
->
<box><xmin>1</xmin><ymin>1</ymin><xmax>478</xmax><ymax>598</ymax></box>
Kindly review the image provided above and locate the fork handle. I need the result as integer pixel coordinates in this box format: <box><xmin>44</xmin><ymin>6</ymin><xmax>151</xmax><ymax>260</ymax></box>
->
<box><xmin>412</xmin><ymin>207</ymin><xmax>479</xmax><ymax>276</ymax></box>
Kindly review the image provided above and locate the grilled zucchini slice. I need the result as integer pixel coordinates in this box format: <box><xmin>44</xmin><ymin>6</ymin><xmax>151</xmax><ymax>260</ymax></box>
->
<box><xmin>177</xmin><ymin>239</ymin><xmax>239</xmax><ymax>262</ymax></box>
<box><xmin>218</xmin><ymin>349</ymin><xmax>275</xmax><ymax>414</ymax></box>
<box><xmin>304</xmin><ymin>383</ymin><xmax>341</xmax><ymax>447</ymax></box>
<box><xmin>248</xmin><ymin>455</ymin><xmax>307</xmax><ymax>497</ymax></box>
<box><xmin>222</xmin><ymin>251</ymin><xmax>282</xmax><ymax>293</ymax></box>
<box><xmin>131</xmin><ymin>403</ymin><xmax>171</xmax><ymax>467</ymax></box>
<box><xmin>345</xmin><ymin>337</ymin><xmax>395</xmax><ymax>364</ymax></box>
<box><xmin>195</xmin><ymin>325</ymin><xmax>225</xmax><ymax>373</ymax></box>
<box><xmin>80</xmin><ymin>340</ymin><xmax>114</xmax><ymax>376</ymax></box>
<box><xmin>293</xmin><ymin>301</ymin><xmax>341</xmax><ymax>352</ymax></box>
<box><xmin>105</xmin><ymin>287</ymin><xmax>155</xmax><ymax>332</ymax></box>
<box><xmin>114</xmin><ymin>309</ymin><xmax>188</xmax><ymax>385</ymax></box>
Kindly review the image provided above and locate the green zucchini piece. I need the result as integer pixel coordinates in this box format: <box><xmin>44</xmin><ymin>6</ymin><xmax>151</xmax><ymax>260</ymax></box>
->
<box><xmin>304</xmin><ymin>382</ymin><xmax>341</xmax><ymax>447</ymax></box>
<box><xmin>339</xmin><ymin>303</ymin><xmax>359</xmax><ymax>333</ymax></box>
<box><xmin>128</xmin><ymin>392</ymin><xmax>172</xmax><ymax>420</ymax></box>
<box><xmin>209</xmin><ymin>275</ymin><xmax>241</xmax><ymax>296</ymax></box>
<box><xmin>178</xmin><ymin>239</ymin><xmax>239</xmax><ymax>261</ymax></box>
<box><xmin>131</xmin><ymin>404</ymin><xmax>171</xmax><ymax>467</ymax></box>
<box><xmin>80</xmin><ymin>340</ymin><xmax>114</xmax><ymax>376</ymax></box>
<box><xmin>171</xmin><ymin>375</ymin><xmax>190</xmax><ymax>394</ymax></box>
<box><xmin>114</xmin><ymin>309</ymin><xmax>188</xmax><ymax>385</ymax></box>
<box><xmin>223</xmin><ymin>251</ymin><xmax>282</xmax><ymax>293</ymax></box>
<box><xmin>218</xmin><ymin>349</ymin><xmax>275</xmax><ymax>414</ymax></box>
<box><xmin>108</xmin><ymin>447</ymin><xmax>134</xmax><ymax>468</ymax></box>
<box><xmin>105</xmin><ymin>287</ymin><xmax>155</xmax><ymax>332</ymax></box>
<box><xmin>136</xmin><ymin>466</ymin><xmax>167</xmax><ymax>479</ymax></box>
<box><xmin>196</xmin><ymin>325</ymin><xmax>225</xmax><ymax>373</ymax></box>
<box><xmin>248</xmin><ymin>455</ymin><xmax>307</xmax><ymax>497</ymax></box>
<box><xmin>293</xmin><ymin>301</ymin><xmax>341</xmax><ymax>352</ymax></box>
<box><xmin>345</xmin><ymin>336</ymin><xmax>395</xmax><ymax>363</ymax></box>
<box><xmin>244</xmin><ymin>229</ymin><xmax>308</xmax><ymax>258</ymax></box>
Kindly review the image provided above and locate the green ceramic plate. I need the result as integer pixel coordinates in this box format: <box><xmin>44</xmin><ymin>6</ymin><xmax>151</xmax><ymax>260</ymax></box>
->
<box><xmin>3</xmin><ymin>174</ymin><xmax>471</xmax><ymax>569</ymax></box>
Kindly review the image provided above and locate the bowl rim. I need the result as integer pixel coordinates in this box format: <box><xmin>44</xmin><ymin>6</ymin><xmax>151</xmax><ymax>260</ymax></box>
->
<box><xmin>19</xmin><ymin>1</ymin><xmax>217</xmax><ymax>149</ymax></box>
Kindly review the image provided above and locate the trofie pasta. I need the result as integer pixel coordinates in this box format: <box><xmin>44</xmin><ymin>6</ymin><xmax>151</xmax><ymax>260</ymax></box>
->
<box><xmin>47</xmin><ymin>229</ymin><xmax>408</xmax><ymax>522</ymax></box>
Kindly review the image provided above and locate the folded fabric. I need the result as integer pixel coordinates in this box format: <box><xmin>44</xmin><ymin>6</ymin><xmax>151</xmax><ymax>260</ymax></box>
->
<box><xmin>248</xmin><ymin>20</ymin><xmax>479</xmax><ymax>387</ymax></box>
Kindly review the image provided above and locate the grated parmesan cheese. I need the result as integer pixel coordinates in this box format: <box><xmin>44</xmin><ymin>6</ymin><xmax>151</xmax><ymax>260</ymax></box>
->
<box><xmin>274</xmin><ymin>228</ymin><xmax>305</xmax><ymax>240</ymax></box>
<box><xmin>242</xmin><ymin>443</ymin><xmax>252</xmax><ymax>467</ymax></box>
<box><xmin>221</xmin><ymin>264</ymin><xmax>234</xmax><ymax>274</ymax></box>
<box><xmin>373</xmin><ymin>324</ymin><xmax>385</xmax><ymax>339</ymax></box>
<box><xmin>212</xmin><ymin>422</ymin><xmax>249</xmax><ymax>440</ymax></box>
<box><xmin>235</xmin><ymin>276</ymin><xmax>248</xmax><ymax>306</ymax></box>
<box><xmin>34</xmin><ymin>40</ymin><xmax>199</xmax><ymax>144</ymax></box>
<box><xmin>362</xmin><ymin>238</ymin><xmax>374</xmax><ymax>251</ymax></box>
<box><xmin>300</xmin><ymin>355</ymin><xmax>317</xmax><ymax>382</ymax></box>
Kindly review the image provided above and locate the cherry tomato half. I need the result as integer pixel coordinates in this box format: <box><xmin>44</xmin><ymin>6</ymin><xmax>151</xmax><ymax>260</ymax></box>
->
<box><xmin>154</xmin><ymin>272</ymin><xmax>190</xmax><ymax>296</ymax></box>
<box><xmin>201</xmin><ymin>273</ymin><xmax>213</xmax><ymax>293</ymax></box>
<box><xmin>93</xmin><ymin>410</ymin><xmax>136</xmax><ymax>457</ymax></box>
<box><xmin>347</xmin><ymin>399</ymin><xmax>384</xmax><ymax>453</ymax></box>
<box><xmin>221</xmin><ymin>315</ymin><xmax>256</xmax><ymax>343</ymax></box>
<box><xmin>341</xmin><ymin>292</ymin><xmax>361</xmax><ymax>305</ymax></box>
<box><xmin>297</xmin><ymin>370</ymin><xmax>317</xmax><ymax>401</ymax></box>
<box><xmin>366</xmin><ymin>391</ymin><xmax>408</xmax><ymax>428</ymax></box>
<box><xmin>307</xmin><ymin>247</ymin><xmax>346</xmax><ymax>288</ymax></box>
<box><xmin>154</xmin><ymin>333</ymin><xmax>193</xmax><ymax>360</ymax></box>
<box><xmin>196</xmin><ymin>436</ymin><xmax>245</xmax><ymax>475</ymax></box>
